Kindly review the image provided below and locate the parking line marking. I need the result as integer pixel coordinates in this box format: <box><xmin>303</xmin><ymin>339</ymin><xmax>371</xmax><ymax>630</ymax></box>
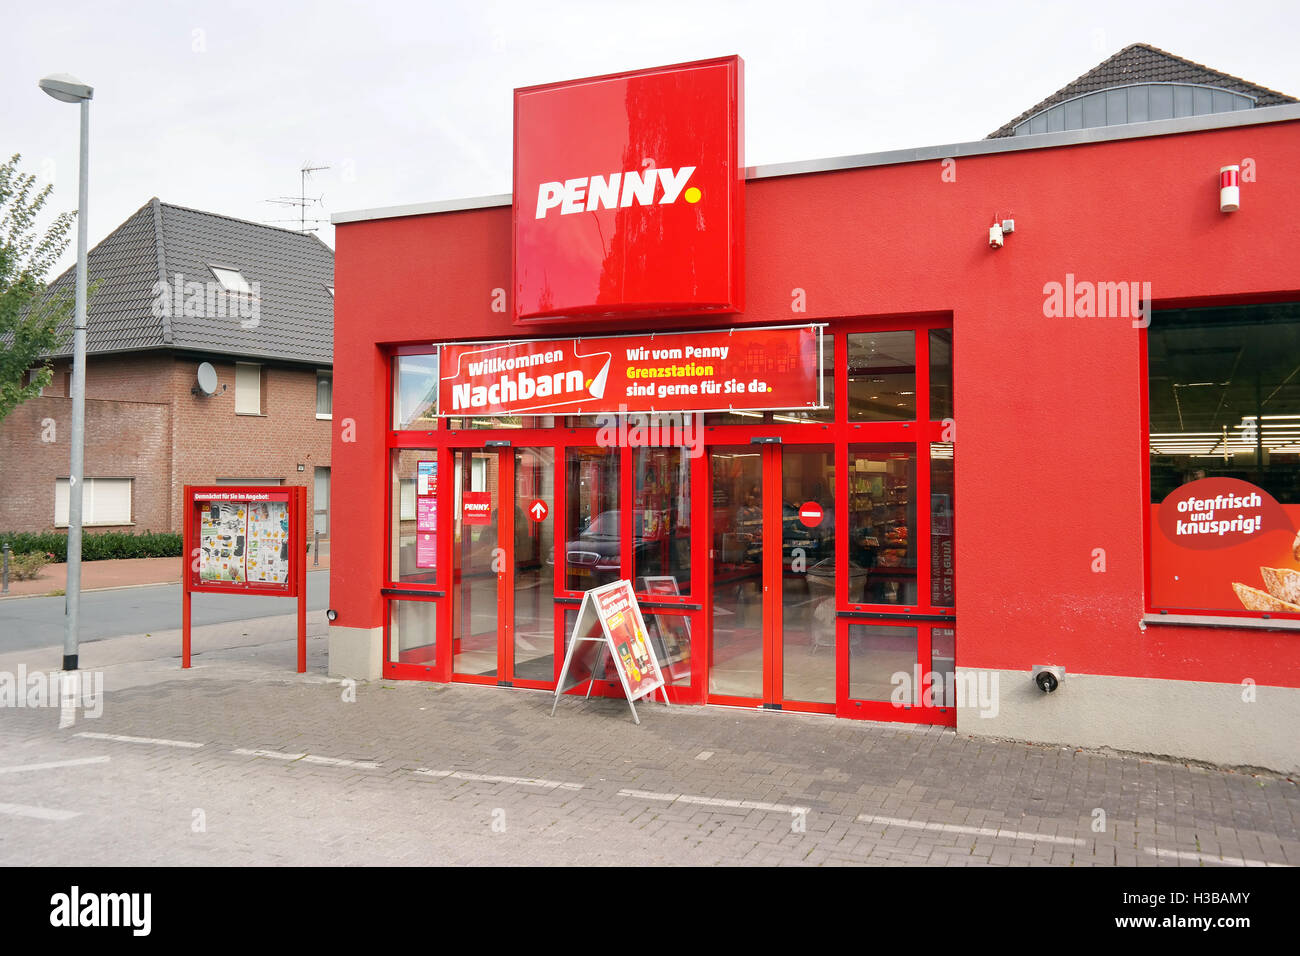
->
<box><xmin>413</xmin><ymin>769</ymin><xmax>584</xmax><ymax>791</ymax></box>
<box><xmin>857</xmin><ymin>813</ymin><xmax>1086</xmax><ymax>846</ymax></box>
<box><xmin>0</xmin><ymin>756</ymin><xmax>110</xmax><ymax>775</ymax></box>
<box><xmin>76</xmin><ymin>732</ymin><xmax>203</xmax><ymax>749</ymax></box>
<box><xmin>620</xmin><ymin>788</ymin><xmax>809</xmax><ymax>815</ymax></box>
<box><xmin>231</xmin><ymin>748</ymin><xmax>380</xmax><ymax>769</ymax></box>
<box><xmin>0</xmin><ymin>801</ymin><xmax>79</xmax><ymax>821</ymax></box>
<box><xmin>1143</xmin><ymin>847</ymin><xmax>1288</xmax><ymax>867</ymax></box>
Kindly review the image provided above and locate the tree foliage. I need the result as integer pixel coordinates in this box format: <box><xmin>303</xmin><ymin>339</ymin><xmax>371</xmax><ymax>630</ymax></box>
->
<box><xmin>0</xmin><ymin>153</ymin><xmax>75</xmax><ymax>422</ymax></box>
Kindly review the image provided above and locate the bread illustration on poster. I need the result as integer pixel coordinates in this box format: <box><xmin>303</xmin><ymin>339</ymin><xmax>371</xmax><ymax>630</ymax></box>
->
<box><xmin>1232</xmin><ymin>530</ymin><xmax>1300</xmax><ymax>613</ymax></box>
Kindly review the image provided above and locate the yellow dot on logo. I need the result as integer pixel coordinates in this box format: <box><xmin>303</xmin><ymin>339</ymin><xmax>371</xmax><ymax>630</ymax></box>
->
<box><xmin>585</xmin><ymin>379</ymin><xmax>592</xmax><ymax>387</ymax></box>
<box><xmin>684</xmin><ymin>186</ymin><xmax>702</xmax><ymax>204</ymax></box>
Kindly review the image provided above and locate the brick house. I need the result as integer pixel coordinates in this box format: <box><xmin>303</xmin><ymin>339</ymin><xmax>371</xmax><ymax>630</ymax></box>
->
<box><xmin>0</xmin><ymin>199</ymin><xmax>334</xmax><ymax>539</ymax></box>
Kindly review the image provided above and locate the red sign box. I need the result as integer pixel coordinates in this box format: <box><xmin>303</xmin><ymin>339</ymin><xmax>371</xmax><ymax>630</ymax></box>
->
<box><xmin>462</xmin><ymin>491</ymin><xmax>492</xmax><ymax>526</ymax></box>
<box><xmin>512</xmin><ymin>56</ymin><xmax>743</xmax><ymax>323</ymax></box>
<box><xmin>439</xmin><ymin>324</ymin><xmax>821</xmax><ymax>417</ymax></box>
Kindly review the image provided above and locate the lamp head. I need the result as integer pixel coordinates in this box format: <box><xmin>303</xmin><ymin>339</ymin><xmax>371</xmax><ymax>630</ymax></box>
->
<box><xmin>39</xmin><ymin>73</ymin><xmax>93</xmax><ymax>103</ymax></box>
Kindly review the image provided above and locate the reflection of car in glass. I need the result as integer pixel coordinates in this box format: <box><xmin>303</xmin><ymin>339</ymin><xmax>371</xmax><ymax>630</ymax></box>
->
<box><xmin>554</xmin><ymin>509</ymin><xmax>682</xmax><ymax>584</ymax></box>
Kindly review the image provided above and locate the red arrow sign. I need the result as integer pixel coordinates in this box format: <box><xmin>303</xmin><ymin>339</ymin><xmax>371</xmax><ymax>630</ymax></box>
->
<box><xmin>528</xmin><ymin>499</ymin><xmax>549</xmax><ymax>522</ymax></box>
<box><xmin>799</xmin><ymin>501</ymin><xmax>823</xmax><ymax>528</ymax></box>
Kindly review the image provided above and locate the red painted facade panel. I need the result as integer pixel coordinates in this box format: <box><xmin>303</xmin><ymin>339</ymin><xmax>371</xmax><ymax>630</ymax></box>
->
<box><xmin>332</xmin><ymin>117</ymin><xmax>1300</xmax><ymax>691</ymax></box>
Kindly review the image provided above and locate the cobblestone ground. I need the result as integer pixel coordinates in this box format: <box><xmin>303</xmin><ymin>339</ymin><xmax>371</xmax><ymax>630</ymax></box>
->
<box><xmin>0</xmin><ymin>629</ymin><xmax>1296</xmax><ymax>866</ymax></box>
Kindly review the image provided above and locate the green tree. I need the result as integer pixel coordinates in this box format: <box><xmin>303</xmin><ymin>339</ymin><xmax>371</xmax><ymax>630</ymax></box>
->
<box><xmin>0</xmin><ymin>153</ymin><xmax>75</xmax><ymax>422</ymax></box>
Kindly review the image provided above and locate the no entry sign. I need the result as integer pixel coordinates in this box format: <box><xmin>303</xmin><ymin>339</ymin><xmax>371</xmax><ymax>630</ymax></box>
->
<box><xmin>799</xmin><ymin>501</ymin><xmax>824</xmax><ymax>528</ymax></box>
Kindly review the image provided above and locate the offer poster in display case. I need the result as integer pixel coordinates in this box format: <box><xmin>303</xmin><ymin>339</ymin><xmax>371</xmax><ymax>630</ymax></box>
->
<box><xmin>183</xmin><ymin>485</ymin><xmax>307</xmax><ymax>671</ymax></box>
<box><xmin>185</xmin><ymin>487</ymin><xmax>300</xmax><ymax>595</ymax></box>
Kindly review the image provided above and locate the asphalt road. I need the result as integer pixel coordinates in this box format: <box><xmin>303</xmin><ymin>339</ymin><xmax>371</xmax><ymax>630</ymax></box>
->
<box><xmin>0</xmin><ymin>570</ymin><xmax>330</xmax><ymax>652</ymax></box>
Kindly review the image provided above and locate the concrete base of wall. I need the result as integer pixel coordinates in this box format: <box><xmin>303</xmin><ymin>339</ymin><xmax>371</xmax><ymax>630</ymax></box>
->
<box><xmin>954</xmin><ymin>667</ymin><xmax>1300</xmax><ymax>775</ymax></box>
<box><xmin>327</xmin><ymin>624</ymin><xmax>382</xmax><ymax>681</ymax></box>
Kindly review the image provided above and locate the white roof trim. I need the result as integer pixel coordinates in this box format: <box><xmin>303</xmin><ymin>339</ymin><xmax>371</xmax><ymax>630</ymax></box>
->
<box><xmin>332</xmin><ymin>102</ymin><xmax>1300</xmax><ymax>225</ymax></box>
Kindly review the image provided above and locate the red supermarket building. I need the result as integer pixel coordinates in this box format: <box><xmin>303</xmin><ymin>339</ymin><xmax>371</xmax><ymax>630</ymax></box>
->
<box><xmin>330</xmin><ymin>55</ymin><xmax>1300</xmax><ymax>773</ymax></box>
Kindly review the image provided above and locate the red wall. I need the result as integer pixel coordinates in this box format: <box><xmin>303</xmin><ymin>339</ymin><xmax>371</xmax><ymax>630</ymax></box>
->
<box><xmin>333</xmin><ymin>118</ymin><xmax>1300</xmax><ymax>688</ymax></box>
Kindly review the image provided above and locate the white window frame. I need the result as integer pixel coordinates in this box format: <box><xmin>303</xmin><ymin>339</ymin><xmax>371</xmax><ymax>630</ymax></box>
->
<box><xmin>209</xmin><ymin>265</ymin><xmax>253</xmax><ymax>294</ymax></box>
<box><xmin>316</xmin><ymin>370</ymin><xmax>333</xmax><ymax>420</ymax></box>
<box><xmin>235</xmin><ymin>362</ymin><xmax>262</xmax><ymax>415</ymax></box>
<box><xmin>55</xmin><ymin>477</ymin><xmax>133</xmax><ymax>527</ymax></box>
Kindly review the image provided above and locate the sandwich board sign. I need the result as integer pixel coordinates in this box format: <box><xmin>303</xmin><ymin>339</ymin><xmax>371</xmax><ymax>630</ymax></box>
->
<box><xmin>551</xmin><ymin>579</ymin><xmax>668</xmax><ymax>724</ymax></box>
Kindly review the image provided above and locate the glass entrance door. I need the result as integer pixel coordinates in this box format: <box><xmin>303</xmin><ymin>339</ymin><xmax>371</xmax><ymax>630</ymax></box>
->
<box><xmin>708</xmin><ymin>443</ymin><xmax>836</xmax><ymax>712</ymax></box>
<box><xmin>451</xmin><ymin>445</ymin><xmax>558</xmax><ymax>686</ymax></box>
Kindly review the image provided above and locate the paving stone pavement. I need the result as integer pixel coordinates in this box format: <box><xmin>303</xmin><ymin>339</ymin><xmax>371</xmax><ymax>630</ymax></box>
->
<box><xmin>0</xmin><ymin>624</ymin><xmax>1297</xmax><ymax>866</ymax></box>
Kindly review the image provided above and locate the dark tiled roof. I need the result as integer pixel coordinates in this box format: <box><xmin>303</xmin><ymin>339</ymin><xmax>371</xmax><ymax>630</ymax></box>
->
<box><xmin>987</xmin><ymin>43</ymin><xmax>1298</xmax><ymax>138</ymax></box>
<box><xmin>45</xmin><ymin>198</ymin><xmax>333</xmax><ymax>365</ymax></box>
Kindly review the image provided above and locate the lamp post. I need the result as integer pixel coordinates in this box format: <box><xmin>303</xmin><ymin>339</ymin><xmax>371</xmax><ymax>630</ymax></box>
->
<box><xmin>39</xmin><ymin>72</ymin><xmax>93</xmax><ymax>672</ymax></box>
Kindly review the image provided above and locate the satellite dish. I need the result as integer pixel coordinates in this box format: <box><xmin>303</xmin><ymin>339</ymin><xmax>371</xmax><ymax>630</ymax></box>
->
<box><xmin>194</xmin><ymin>362</ymin><xmax>219</xmax><ymax>397</ymax></box>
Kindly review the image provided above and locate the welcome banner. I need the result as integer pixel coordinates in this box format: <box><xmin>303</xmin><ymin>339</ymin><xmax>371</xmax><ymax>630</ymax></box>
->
<box><xmin>438</xmin><ymin>324</ymin><xmax>823</xmax><ymax>417</ymax></box>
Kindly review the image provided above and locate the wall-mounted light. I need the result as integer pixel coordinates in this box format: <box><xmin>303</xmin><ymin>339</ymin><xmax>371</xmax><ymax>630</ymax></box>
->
<box><xmin>326</xmin><ymin>608</ymin><xmax>338</xmax><ymax>622</ymax></box>
<box><xmin>296</xmin><ymin>463</ymin><xmax>305</xmax><ymax>472</ymax></box>
<box><xmin>988</xmin><ymin>218</ymin><xmax>1015</xmax><ymax>250</ymax></box>
<box><xmin>1220</xmin><ymin>165</ymin><xmax>1240</xmax><ymax>212</ymax></box>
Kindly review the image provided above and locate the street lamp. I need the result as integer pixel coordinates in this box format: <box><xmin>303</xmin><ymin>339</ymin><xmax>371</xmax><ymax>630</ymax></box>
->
<box><xmin>39</xmin><ymin>72</ymin><xmax>93</xmax><ymax>671</ymax></box>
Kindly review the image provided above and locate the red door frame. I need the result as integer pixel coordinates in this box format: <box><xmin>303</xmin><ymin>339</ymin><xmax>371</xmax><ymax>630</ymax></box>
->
<box><xmin>380</xmin><ymin>315</ymin><xmax>955</xmax><ymax>725</ymax></box>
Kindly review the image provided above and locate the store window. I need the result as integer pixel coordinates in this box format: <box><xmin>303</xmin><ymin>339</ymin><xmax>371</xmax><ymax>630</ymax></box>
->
<box><xmin>393</xmin><ymin>354</ymin><xmax>439</xmax><ymax>429</ymax></box>
<box><xmin>55</xmin><ymin>477</ymin><xmax>132</xmax><ymax>526</ymax></box>
<box><xmin>930</xmin><ymin>443</ymin><xmax>955</xmax><ymax>607</ymax></box>
<box><xmin>389</xmin><ymin>599</ymin><xmax>437</xmax><ymax>667</ymax></box>
<box><xmin>564</xmin><ymin>447</ymin><xmax>620</xmax><ymax>590</ymax></box>
<box><xmin>1147</xmin><ymin>302</ymin><xmax>1300</xmax><ymax>616</ymax></box>
<box><xmin>391</xmin><ymin>449</ymin><xmax>438</xmax><ymax>585</ymax></box>
<box><xmin>847</xmin><ymin>446</ymin><xmax>917</xmax><ymax>605</ymax></box>
<box><xmin>847</xmin><ymin>332</ymin><xmax>916</xmax><ymax>421</ymax></box>
<box><xmin>633</xmin><ymin>446</ymin><xmax>691</xmax><ymax>595</ymax></box>
<box><xmin>930</xmin><ymin>328</ymin><xmax>953</xmax><ymax>422</ymax></box>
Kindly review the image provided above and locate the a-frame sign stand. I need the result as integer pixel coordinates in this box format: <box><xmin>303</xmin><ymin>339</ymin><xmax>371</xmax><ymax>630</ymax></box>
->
<box><xmin>551</xmin><ymin>579</ymin><xmax>669</xmax><ymax>725</ymax></box>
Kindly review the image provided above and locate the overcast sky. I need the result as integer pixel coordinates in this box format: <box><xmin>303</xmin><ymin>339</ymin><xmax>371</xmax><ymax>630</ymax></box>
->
<box><xmin>5</xmin><ymin>0</ymin><xmax>1299</xmax><ymax>275</ymax></box>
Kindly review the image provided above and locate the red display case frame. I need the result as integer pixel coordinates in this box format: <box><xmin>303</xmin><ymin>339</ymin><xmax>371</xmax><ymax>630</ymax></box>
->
<box><xmin>181</xmin><ymin>484</ymin><xmax>308</xmax><ymax>671</ymax></box>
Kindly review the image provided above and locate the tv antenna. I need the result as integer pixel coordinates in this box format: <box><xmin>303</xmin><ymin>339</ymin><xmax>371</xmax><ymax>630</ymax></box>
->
<box><xmin>265</xmin><ymin>161</ymin><xmax>331</xmax><ymax>233</ymax></box>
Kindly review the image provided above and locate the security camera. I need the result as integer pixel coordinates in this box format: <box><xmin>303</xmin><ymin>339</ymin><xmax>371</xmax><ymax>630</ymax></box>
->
<box><xmin>988</xmin><ymin>222</ymin><xmax>1004</xmax><ymax>249</ymax></box>
<box><xmin>1032</xmin><ymin>665</ymin><xmax>1065</xmax><ymax>693</ymax></box>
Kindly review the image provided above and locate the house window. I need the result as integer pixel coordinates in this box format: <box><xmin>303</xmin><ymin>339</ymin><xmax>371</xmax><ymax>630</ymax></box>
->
<box><xmin>209</xmin><ymin>266</ymin><xmax>252</xmax><ymax>294</ymax></box>
<box><xmin>235</xmin><ymin>363</ymin><xmax>261</xmax><ymax>414</ymax></box>
<box><xmin>1147</xmin><ymin>301</ymin><xmax>1300</xmax><ymax>617</ymax></box>
<box><xmin>314</xmin><ymin>466</ymin><xmax>330</xmax><ymax>536</ymax></box>
<box><xmin>316</xmin><ymin>371</ymin><xmax>333</xmax><ymax>419</ymax></box>
<box><xmin>55</xmin><ymin>478</ymin><xmax>132</xmax><ymax>526</ymax></box>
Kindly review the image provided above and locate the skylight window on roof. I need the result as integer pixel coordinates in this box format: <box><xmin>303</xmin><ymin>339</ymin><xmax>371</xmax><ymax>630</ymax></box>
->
<box><xmin>209</xmin><ymin>266</ymin><xmax>253</xmax><ymax>294</ymax></box>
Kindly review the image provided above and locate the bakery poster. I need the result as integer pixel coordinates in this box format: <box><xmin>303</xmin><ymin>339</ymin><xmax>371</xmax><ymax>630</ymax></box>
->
<box><xmin>1151</xmin><ymin>477</ymin><xmax>1300</xmax><ymax>615</ymax></box>
<box><xmin>591</xmin><ymin>579</ymin><xmax>665</xmax><ymax>701</ymax></box>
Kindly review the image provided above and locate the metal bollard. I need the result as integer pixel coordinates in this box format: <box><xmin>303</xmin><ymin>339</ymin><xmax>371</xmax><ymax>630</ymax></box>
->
<box><xmin>313</xmin><ymin>530</ymin><xmax>319</xmax><ymax>567</ymax></box>
<box><xmin>1</xmin><ymin>543</ymin><xmax>9</xmax><ymax>594</ymax></box>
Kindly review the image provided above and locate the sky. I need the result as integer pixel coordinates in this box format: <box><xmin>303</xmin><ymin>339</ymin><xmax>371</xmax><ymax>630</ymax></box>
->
<box><xmin>4</xmin><ymin>0</ymin><xmax>1299</xmax><ymax>275</ymax></box>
